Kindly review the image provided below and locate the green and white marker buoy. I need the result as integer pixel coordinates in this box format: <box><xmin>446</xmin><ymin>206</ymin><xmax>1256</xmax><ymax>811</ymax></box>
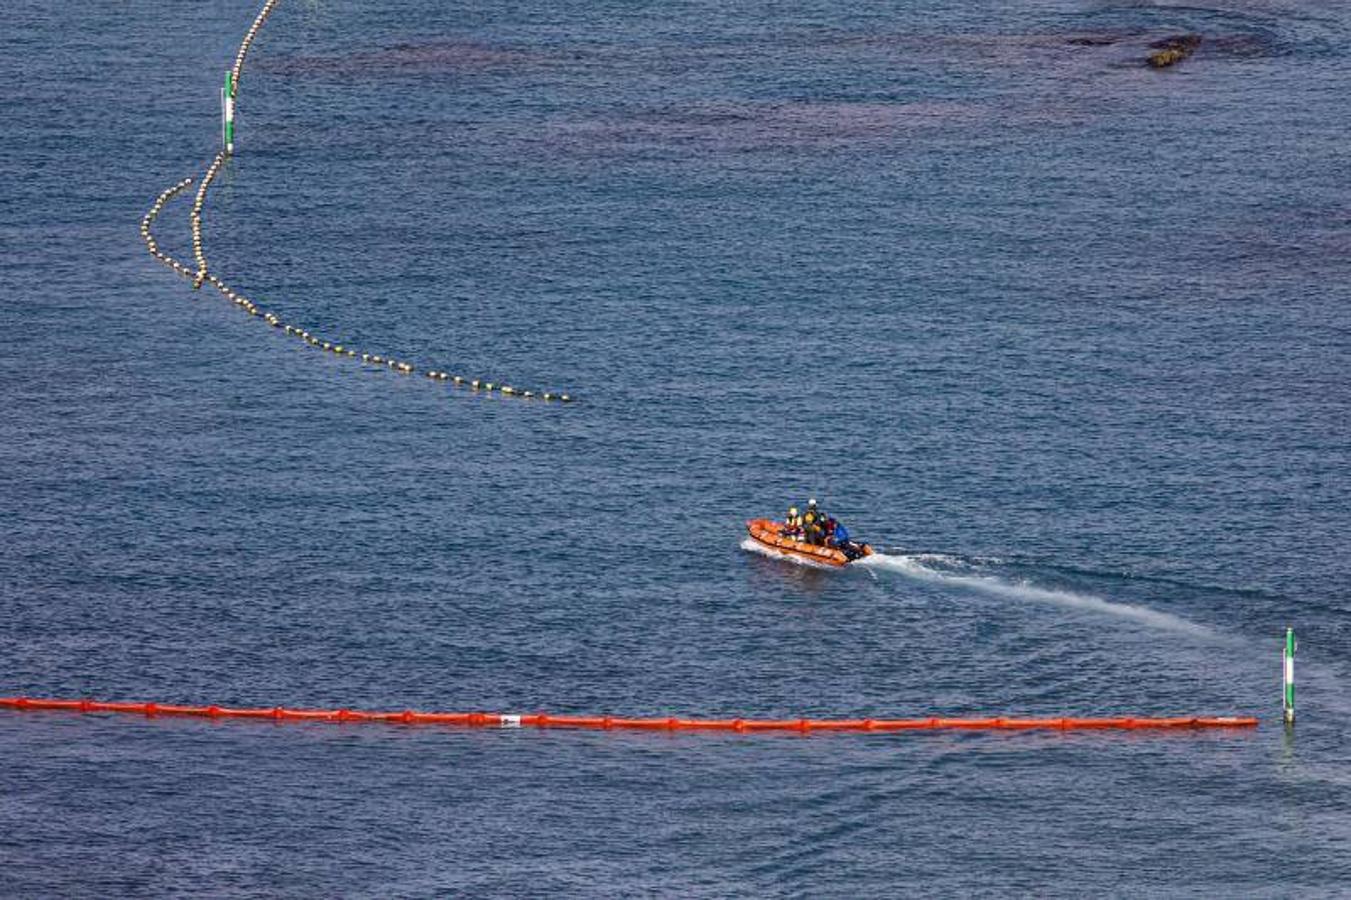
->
<box><xmin>221</xmin><ymin>71</ymin><xmax>235</xmax><ymax>154</ymax></box>
<box><xmin>1282</xmin><ymin>626</ymin><xmax>1296</xmax><ymax>726</ymax></box>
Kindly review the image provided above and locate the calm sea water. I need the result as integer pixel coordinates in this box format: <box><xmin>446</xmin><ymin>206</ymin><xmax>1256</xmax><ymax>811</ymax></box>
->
<box><xmin>3</xmin><ymin>0</ymin><xmax>1349</xmax><ymax>895</ymax></box>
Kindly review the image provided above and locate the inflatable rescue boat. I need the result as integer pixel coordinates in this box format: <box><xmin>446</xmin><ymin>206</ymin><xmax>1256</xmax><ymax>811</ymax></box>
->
<box><xmin>745</xmin><ymin>519</ymin><xmax>873</xmax><ymax>568</ymax></box>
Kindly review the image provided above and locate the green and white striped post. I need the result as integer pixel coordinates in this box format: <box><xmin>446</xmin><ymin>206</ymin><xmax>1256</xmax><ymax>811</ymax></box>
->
<box><xmin>1282</xmin><ymin>627</ymin><xmax>1296</xmax><ymax>726</ymax></box>
<box><xmin>221</xmin><ymin>71</ymin><xmax>236</xmax><ymax>154</ymax></box>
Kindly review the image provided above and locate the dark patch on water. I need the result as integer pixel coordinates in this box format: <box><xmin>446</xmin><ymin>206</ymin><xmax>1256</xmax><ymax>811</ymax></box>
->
<box><xmin>1067</xmin><ymin>33</ymin><xmax>1128</xmax><ymax>46</ymax></box>
<box><xmin>1077</xmin><ymin>1</ymin><xmax>1328</xmax><ymax>59</ymax></box>
<box><xmin>549</xmin><ymin>99</ymin><xmax>992</xmax><ymax>155</ymax></box>
<box><xmin>256</xmin><ymin>38</ymin><xmax>564</xmax><ymax>79</ymax></box>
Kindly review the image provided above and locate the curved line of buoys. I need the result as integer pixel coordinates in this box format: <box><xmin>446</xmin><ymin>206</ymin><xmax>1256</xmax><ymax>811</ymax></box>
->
<box><xmin>229</xmin><ymin>0</ymin><xmax>276</xmax><ymax>94</ymax></box>
<box><xmin>190</xmin><ymin>0</ymin><xmax>277</xmax><ymax>289</ymax></box>
<box><xmin>142</xmin><ymin>0</ymin><xmax>575</xmax><ymax>403</ymax></box>
<box><xmin>0</xmin><ymin>697</ymin><xmax>1258</xmax><ymax>736</ymax></box>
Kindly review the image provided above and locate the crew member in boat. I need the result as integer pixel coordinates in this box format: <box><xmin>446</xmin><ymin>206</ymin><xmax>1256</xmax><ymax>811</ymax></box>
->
<box><xmin>782</xmin><ymin>506</ymin><xmax>803</xmax><ymax>538</ymax></box>
<box><xmin>830</xmin><ymin>519</ymin><xmax>865</xmax><ymax>560</ymax></box>
<box><xmin>802</xmin><ymin>498</ymin><xmax>825</xmax><ymax>544</ymax></box>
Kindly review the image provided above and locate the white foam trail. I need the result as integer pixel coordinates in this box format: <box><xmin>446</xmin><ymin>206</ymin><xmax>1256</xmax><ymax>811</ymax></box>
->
<box><xmin>740</xmin><ymin>537</ymin><xmax>837</xmax><ymax>571</ymax></box>
<box><xmin>857</xmin><ymin>552</ymin><xmax>1211</xmax><ymax>636</ymax></box>
<box><xmin>903</xmin><ymin>552</ymin><xmax>968</xmax><ymax>567</ymax></box>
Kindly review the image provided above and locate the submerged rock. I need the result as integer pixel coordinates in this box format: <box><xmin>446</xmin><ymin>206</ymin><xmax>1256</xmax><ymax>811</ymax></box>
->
<box><xmin>1147</xmin><ymin>34</ymin><xmax>1202</xmax><ymax>68</ymax></box>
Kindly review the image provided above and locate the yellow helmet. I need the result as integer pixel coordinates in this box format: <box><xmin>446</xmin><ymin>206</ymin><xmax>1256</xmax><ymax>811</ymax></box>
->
<box><xmin>788</xmin><ymin>507</ymin><xmax>798</xmax><ymax>515</ymax></box>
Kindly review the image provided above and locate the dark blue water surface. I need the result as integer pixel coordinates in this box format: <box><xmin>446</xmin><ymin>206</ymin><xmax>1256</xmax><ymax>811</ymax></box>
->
<box><xmin>3</xmin><ymin>0</ymin><xmax>1350</xmax><ymax>895</ymax></box>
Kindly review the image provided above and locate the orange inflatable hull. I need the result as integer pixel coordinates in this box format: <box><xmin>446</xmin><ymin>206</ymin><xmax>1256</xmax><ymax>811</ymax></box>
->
<box><xmin>745</xmin><ymin>519</ymin><xmax>873</xmax><ymax>568</ymax></box>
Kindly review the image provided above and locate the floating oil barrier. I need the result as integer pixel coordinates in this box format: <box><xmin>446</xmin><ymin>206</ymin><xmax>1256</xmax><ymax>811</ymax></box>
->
<box><xmin>141</xmin><ymin>0</ymin><xmax>574</xmax><ymax>404</ymax></box>
<box><xmin>0</xmin><ymin>697</ymin><xmax>1257</xmax><ymax>736</ymax></box>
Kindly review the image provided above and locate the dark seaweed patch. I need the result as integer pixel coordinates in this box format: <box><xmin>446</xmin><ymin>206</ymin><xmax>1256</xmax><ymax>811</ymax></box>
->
<box><xmin>256</xmin><ymin>40</ymin><xmax>550</xmax><ymax>79</ymax></box>
<box><xmin>1066</xmin><ymin>35</ymin><xmax>1125</xmax><ymax>47</ymax></box>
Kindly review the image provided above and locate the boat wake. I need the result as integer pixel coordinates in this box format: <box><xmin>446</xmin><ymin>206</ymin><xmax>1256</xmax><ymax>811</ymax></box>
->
<box><xmin>856</xmin><ymin>551</ymin><xmax>1212</xmax><ymax>636</ymax></box>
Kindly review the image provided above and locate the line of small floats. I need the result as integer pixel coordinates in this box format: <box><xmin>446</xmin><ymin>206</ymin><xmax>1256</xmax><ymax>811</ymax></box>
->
<box><xmin>141</xmin><ymin>0</ymin><xmax>575</xmax><ymax>404</ymax></box>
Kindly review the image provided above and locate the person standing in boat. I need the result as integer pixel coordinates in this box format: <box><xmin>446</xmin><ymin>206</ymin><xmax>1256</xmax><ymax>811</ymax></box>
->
<box><xmin>802</xmin><ymin>498</ymin><xmax>825</xmax><ymax>545</ymax></box>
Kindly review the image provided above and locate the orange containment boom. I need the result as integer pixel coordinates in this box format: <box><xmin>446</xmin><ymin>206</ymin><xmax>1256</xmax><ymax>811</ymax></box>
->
<box><xmin>0</xmin><ymin>697</ymin><xmax>1257</xmax><ymax>735</ymax></box>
